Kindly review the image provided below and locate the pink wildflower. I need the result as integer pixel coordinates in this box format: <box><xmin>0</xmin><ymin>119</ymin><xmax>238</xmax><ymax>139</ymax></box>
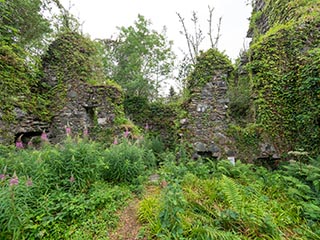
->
<box><xmin>26</xmin><ymin>177</ymin><xmax>33</xmax><ymax>187</ymax></box>
<box><xmin>113</xmin><ymin>137</ymin><xmax>118</xmax><ymax>145</ymax></box>
<box><xmin>145</xmin><ymin>123</ymin><xmax>149</xmax><ymax>130</ymax></box>
<box><xmin>65</xmin><ymin>126</ymin><xmax>71</xmax><ymax>136</ymax></box>
<box><xmin>28</xmin><ymin>140</ymin><xmax>33</xmax><ymax>147</ymax></box>
<box><xmin>41</xmin><ymin>130</ymin><xmax>48</xmax><ymax>141</ymax></box>
<box><xmin>15</xmin><ymin>141</ymin><xmax>24</xmax><ymax>149</ymax></box>
<box><xmin>16</xmin><ymin>134</ymin><xmax>24</xmax><ymax>149</ymax></box>
<box><xmin>69</xmin><ymin>175</ymin><xmax>75</xmax><ymax>183</ymax></box>
<box><xmin>9</xmin><ymin>174</ymin><xmax>19</xmax><ymax>186</ymax></box>
<box><xmin>124</xmin><ymin>129</ymin><xmax>130</xmax><ymax>138</ymax></box>
<box><xmin>0</xmin><ymin>174</ymin><xmax>6</xmax><ymax>181</ymax></box>
<box><xmin>83</xmin><ymin>128</ymin><xmax>89</xmax><ymax>137</ymax></box>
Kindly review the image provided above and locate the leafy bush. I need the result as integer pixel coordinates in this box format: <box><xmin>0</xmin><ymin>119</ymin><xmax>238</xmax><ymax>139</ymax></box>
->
<box><xmin>102</xmin><ymin>140</ymin><xmax>148</xmax><ymax>183</ymax></box>
<box><xmin>142</xmin><ymin>136</ymin><xmax>165</xmax><ymax>158</ymax></box>
<box><xmin>42</xmin><ymin>138</ymin><xmax>107</xmax><ymax>192</ymax></box>
<box><xmin>158</xmin><ymin>145</ymin><xmax>211</xmax><ymax>182</ymax></box>
<box><xmin>27</xmin><ymin>182</ymin><xmax>131</xmax><ymax>239</ymax></box>
<box><xmin>158</xmin><ymin>183</ymin><xmax>186</xmax><ymax>239</ymax></box>
<box><xmin>0</xmin><ymin>138</ymin><xmax>107</xmax><ymax>194</ymax></box>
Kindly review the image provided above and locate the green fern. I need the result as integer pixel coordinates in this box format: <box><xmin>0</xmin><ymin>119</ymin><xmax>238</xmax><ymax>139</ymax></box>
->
<box><xmin>188</xmin><ymin>225</ymin><xmax>241</xmax><ymax>240</ymax></box>
<box><xmin>219</xmin><ymin>175</ymin><xmax>243</xmax><ymax>211</ymax></box>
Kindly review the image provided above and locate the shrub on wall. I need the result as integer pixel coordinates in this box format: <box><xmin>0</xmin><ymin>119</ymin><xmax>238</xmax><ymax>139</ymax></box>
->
<box><xmin>42</xmin><ymin>31</ymin><xmax>105</xmax><ymax>84</ymax></box>
<box><xmin>186</xmin><ymin>48</ymin><xmax>234</xmax><ymax>90</ymax></box>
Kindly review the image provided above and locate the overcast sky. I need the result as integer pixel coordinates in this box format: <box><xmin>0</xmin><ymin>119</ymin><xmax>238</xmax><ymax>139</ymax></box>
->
<box><xmin>60</xmin><ymin>0</ymin><xmax>252</xmax><ymax>61</ymax></box>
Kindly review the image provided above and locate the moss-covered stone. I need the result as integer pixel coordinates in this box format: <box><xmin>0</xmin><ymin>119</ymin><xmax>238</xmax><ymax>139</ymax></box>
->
<box><xmin>187</xmin><ymin>48</ymin><xmax>234</xmax><ymax>91</ymax></box>
<box><xmin>239</xmin><ymin>0</ymin><xmax>320</xmax><ymax>156</ymax></box>
<box><xmin>0</xmin><ymin>31</ymin><xmax>126</xmax><ymax>145</ymax></box>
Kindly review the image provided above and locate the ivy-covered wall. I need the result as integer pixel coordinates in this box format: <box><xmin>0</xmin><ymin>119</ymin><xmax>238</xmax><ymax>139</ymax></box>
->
<box><xmin>42</xmin><ymin>32</ymin><xmax>124</xmax><ymax>143</ymax></box>
<box><xmin>0</xmin><ymin>37</ymin><xmax>51</xmax><ymax>145</ymax></box>
<box><xmin>240</xmin><ymin>0</ymin><xmax>320</xmax><ymax>157</ymax></box>
<box><xmin>0</xmin><ymin>31</ymin><xmax>124</xmax><ymax>145</ymax></box>
<box><xmin>42</xmin><ymin>32</ymin><xmax>105</xmax><ymax>87</ymax></box>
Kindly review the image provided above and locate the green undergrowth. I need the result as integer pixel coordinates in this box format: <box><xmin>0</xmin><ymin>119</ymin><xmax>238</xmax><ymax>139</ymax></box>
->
<box><xmin>124</xmin><ymin>95</ymin><xmax>179</xmax><ymax>148</ymax></box>
<box><xmin>0</xmin><ymin>136</ymin><xmax>158</xmax><ymax>239</ymax></box>
<box><xmin>1</xmin><ymin>137</ymin><xmax>320</xmax><ymax>239</ymax></box>
<box><xmin>138</xmin><ymin>156</ymin><xmax>320</xmax><ymax>239</ymax></box>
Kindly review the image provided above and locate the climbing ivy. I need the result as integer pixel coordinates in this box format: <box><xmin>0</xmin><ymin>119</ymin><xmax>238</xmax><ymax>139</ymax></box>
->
<box><xmin>187</xmin><ymin>48</ymin><xmax>234</xmax><ymax>90</ymax></box>
<box><xmin>40</xmin><ymin>31</ymin><xmax>109</xmax><ymax>114</ymax></box>
<box><xmin>42</xmin><ymin>31</ymin><xmax>105</xmax><ymax>84</ymax></box>
<box><xmin>0</xmin><ymin>40</ymin><xmax>50</xmax><ymax>122</ymax></box>
<box><xmin>246</xmin><ymin>0</ymin><xmax>320</xmax><ymax>155</ymax></box>
<box><xmin>249</xmin><ymin>0</ymin><xmax>320</xmax><ymax>38</ymax></box>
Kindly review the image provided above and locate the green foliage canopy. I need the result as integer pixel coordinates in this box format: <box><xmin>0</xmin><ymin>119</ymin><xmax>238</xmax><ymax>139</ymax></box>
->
<box><xmin>100</xmin><ymin>15</ymin><xmax>175</xmax><ymax>100</ymax></box>
<box><xmin>0</xmin><ymin>0</ymin><xmax>52</xmax><ymax>48</ymax></box>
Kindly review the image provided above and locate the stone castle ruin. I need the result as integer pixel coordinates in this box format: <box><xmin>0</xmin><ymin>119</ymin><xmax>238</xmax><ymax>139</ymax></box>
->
<box><xmin>3</xmin><ymin>0</ymin><xmax>305</xmax><ymax>162</ymax></box>
<box><xmin>0</xmin><ymin>32</ymin><xmax>122</xmax><ymax>146</ymax></box>
<box><xmin>181</xmin><ymin>71</ymin><xmax>233</xmax><ymax>159</ymax></box>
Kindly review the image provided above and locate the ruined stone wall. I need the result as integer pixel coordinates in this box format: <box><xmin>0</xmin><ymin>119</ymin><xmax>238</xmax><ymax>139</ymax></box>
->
<box><xmin>238</xmin><ymin>0</ymin><xmax>320</xmax><ymax>160</ymax></box>
<box><xmin>0</xmin><ymin>80</ymin><xmax>122</xmax><ymax>146</ymax></box>
<box><xmin>181</xmin><ymin>72</ymin><xmax>233</xmax><ymax>159</ymax></box>
<box><xmin>247</xmin><ymin>0</ymin><xmax>269</xmax><ymax>38</ymax></box>
<box><xmin>0</xmin><ymin>109</ymin><xmax>49</xmax><ymax>145</ymax></box>
<box><xmin>0</xmin><ymin>32</ymin><xmax>124</xmax><ymax>146</ymax></box>
<box><xmin>49</xmin><ymin>80</ymin><xmax>122</xmax><ymax>143</ymax></box>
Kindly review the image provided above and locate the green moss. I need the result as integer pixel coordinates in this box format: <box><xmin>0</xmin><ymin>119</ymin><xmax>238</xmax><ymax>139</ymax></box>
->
<box><xmin>187</xmin><ymin>48</ymin><xmax>234</xmax><ymax>90</ymax></box>
<box><xmin>243</xmin><ymin>0</ymin><xmax>320</xmax><ymax>155</ymax></box>
<box><xmin>42</xmin><ymin>31</ymin><xmax>105</xmax><ymax>84</ymax></box>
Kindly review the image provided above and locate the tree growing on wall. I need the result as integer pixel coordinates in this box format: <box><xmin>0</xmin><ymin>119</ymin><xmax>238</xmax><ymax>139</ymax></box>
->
<box><xmin>176</xmin><ymin>6</ymin><xmax>222</xmax><ymax>89</ymax></box>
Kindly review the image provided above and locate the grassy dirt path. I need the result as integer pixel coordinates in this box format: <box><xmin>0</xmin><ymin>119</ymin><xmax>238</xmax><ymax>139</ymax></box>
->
<box><xmin>109</xmin><ymin>181</ymin><xmax>161</xmax><ymax>240</ymax></box>
<box><xmin>109</xmin><ymin>197</ymin><xmax>143</xmax><ymax>240</ymax></box>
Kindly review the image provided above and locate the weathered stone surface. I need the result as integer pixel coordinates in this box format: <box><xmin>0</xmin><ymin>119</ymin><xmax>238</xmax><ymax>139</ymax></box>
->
<box><xmin>182</xmin><ymin>71</ymin><xmax>234</xmax><ymax>159</ymax></box>
<box><xmin>247</xmin><ymin>0</ymin><xmax>268</xmax><ymax>38</ymax></box>
<box><xmin>259</xmin><ymin>142</ymin><xmax>280</xmax><ymax>159</ymax></box>
<box><xmin>194</xmin><ymin>142</ymin><xmax>208</xmax><ymax>152</ymax></box>
<box><xmin>0</xmin><ymin>34</ymin><xmax>123</xmax><ymax>146</ymax></box>
<box><xmin>48</xmin><ymin>80</ymin><xmax>122</xmax><ymax>143</ymax></box>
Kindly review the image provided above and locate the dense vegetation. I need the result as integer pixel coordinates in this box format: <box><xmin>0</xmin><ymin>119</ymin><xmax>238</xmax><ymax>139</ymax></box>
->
<box><xmin>232</xmin><ymin>0</ymin><xmax>320</xmax><ymax>156</ymax></box>
<box><xmin>0</xmin><ymin>134</ymin><xmax>157</xmax><ymax>239</ymax></box>
<box><xmin>139</xmin><ymin>156</ymin><xmax>320</xmax><ymax>239</ymax></box>
<box><xmin>1</xmin><ymin>135</ymin><xmax>319</xmax><ymax>239</ymax></box>
<box><xmin>1</xmin><ymin>0</ymin><xmax>320</xmax><ymax>239</ymax></box>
